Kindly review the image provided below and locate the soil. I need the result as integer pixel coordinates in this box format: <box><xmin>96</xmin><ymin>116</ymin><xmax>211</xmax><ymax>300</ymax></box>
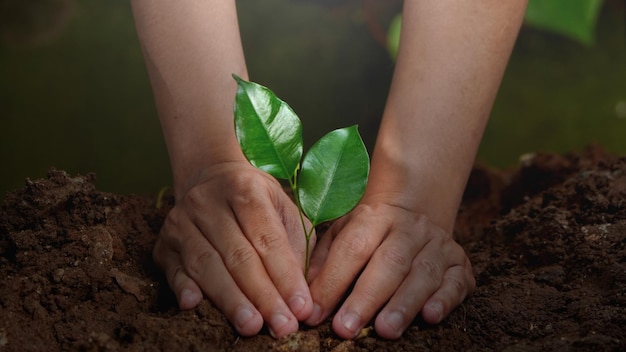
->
<box><xmin>1</xmin><ymin>145</ymin><xmax>625</xmax><ymax>351</ymax></box>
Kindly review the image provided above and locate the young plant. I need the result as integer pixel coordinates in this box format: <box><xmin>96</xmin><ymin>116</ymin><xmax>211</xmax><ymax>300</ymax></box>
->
<box><xmin>232</xmin><ymin>74</ymin><xmax>370</xmax><ymax>276</ymax></box>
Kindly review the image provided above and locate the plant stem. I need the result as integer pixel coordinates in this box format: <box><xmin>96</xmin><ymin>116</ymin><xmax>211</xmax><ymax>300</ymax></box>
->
<box><xmin>304</xmin><ymin>226</ymin><xmax>315</xmax><ymax>278</ymax></box>
<box><xmin>289</xmin><ymin>168</ymin><xmax>313</xmax><ymax>279</ymax></box>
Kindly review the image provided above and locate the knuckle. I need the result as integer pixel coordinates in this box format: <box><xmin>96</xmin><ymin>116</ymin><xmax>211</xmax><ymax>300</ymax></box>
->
<box><xmin>169</xmin><ymin>265</ymin><xmax>187</xmax><ymax>289</ymax></box>
<box><xmin>356</xmin><ymin>203</ymin><xmax>387</xmax><ymax>224</ymax></box>
<box><xmin>413</xmin><ymin>213</ymin><xmax>450</xmax><ymax>242</ymax></box>
<box><xmin>184</xmin><ymin>186</ymin><xmax>209</xmax><ymax>213</ymax></box>
<box><xmin>228</xmin><ymin>175</ymin><xmax>271</xmax><ymax>210</ymax></box>
<box><xmin>185</xmin><ymin>248</ymin><xmax>218</xmax><ymax>277</ymax></box>
<box><xmin>413</xmin><ymin>258</ymin><xmax>443</xmax><ymax>284</ymax></box>
<box><xmin>253</xmin><ymin>231</ymin><xmax>285</xmax><ymax>254</ymax></box>
<box><xmin>224</xmin><ymin>246</ymin><xmax>257</xmax><ymax>270</ymax></box>
<box><xmin>338</xmin><ymin>234</ymin><xmax>372</xmax><ymax>262</ymax></box>
<box><xmin>353</xmin><ymin>202</ymin><xmax>377</xmax><ymax>216</ymax></box>
<box><xmin>162</xmin><ymin>207</ymin><xmax>184</xmax><ymax>230</ymax></box>
<box><xmin>379</xmin><ymin>247</ymin><xmax>409</xmax><ymax>269</ymax></box>
<box><xmin>228</xmin><ymin>171</ymin><xmax>261</xmax><ymax>194</ymax></box>
<box><xmin>444</xmin><ymin>274</ymin><xmax>467</xmax><ymax>296</ymax></box>
<box><xmin>430</xmin><ymin>235</ymin><xmax>452</xmax><ymax>251</ymax></box>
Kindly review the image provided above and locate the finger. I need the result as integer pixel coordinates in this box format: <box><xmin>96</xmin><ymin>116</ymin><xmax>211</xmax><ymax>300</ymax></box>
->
<box><xmin>306</xmin><ymin>222</ymin><xmax>336</xmax><ymax>282</ymax></box>
<box><xmin>194</xmin><ymin>205</ymin><xmax>300</xmax><ymax>338</ymax></box>
<box><xmin>152</xmin><ymin>236</ymin><xmax>203</xmax><ymax>310</ymax></box>
<box><xmin>421</xmin><ymin>259</ymin><xmax>475</xmax><ymax>325</ymax></box>
<box><xmin>306</xmin><ymin>206</ymin><xmax>389</xmax><ymax>326</ymax></box>
<box><xmin>307</xmin><ymin>210</ymin><xmax>353</xmax><ymax>281</ymax></box>
<box><xmin>230</xmin><ymin>186</ymin><xmax>314</xmax><ymax>320</ymax></box>
<box><xmin>329</xmin><ymin>228</ymin><xmax>423</xmax><ymax>339</ymax></box>
<box><xmin>374</xmin><ymin>238</ymin><xmax>469</xmax><ymax>339</ymax></box>
<box><xmin>158</xmin><ymin>214</ymin><xmax>265</xmax><ymax>336</ymax></box>
<box><xmin>177</xmin><ymin>237</ymin><xmax>265</xmax><ymax>336</ymax></box>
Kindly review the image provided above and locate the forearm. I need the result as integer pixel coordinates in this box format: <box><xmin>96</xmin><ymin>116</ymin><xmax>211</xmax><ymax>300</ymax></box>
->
<box><xmin>367</xmin><ymin>0</ymin><xmax>527</xmax><ymax>232</ymax></box>
<box><xmin>131</xmin><ymin>0</ymin><xmax>248</xmax><ymax>196</ymax></box>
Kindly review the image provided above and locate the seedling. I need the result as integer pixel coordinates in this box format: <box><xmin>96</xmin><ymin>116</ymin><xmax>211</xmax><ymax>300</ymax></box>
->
<box><xmin>232</xmin><ymin>75</ymin><xmax>370</xmax><ymax>276</ymax></box>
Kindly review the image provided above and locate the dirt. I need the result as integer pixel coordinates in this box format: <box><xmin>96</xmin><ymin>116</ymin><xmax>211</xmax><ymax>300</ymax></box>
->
<box><xmin>1</xmin><ymin>145</ymin><xmax>625</xmax><ymax>351</ymax></box>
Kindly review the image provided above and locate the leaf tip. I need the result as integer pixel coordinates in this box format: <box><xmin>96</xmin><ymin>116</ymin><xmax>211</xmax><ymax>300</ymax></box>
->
<box><xmin>232</xmin><ymin>73</ymin><xmax>244</xmax><ymax>83</ymax></box>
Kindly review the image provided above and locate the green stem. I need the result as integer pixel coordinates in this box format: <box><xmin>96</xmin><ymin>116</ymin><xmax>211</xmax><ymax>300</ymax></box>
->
<box><xmin>304</xmin><ymin>226</ymin><xmax>315</xmax><ymax>278</ymax></box>
<box><xmin>289</xmin><ymin>167</ymin><xmax>313</xmax><ymax>279</ymax></box>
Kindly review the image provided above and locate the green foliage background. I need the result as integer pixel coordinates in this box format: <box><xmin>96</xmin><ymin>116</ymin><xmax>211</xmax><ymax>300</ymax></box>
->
<box><xmin>0</xmin><ymin>0</ymin><xmax>624</xmax><ymax>199</ymax></box>
<box><xmin>524</xmin><ymin>0</ymin><xmax>603</xmax><ymax>45</ymax></box>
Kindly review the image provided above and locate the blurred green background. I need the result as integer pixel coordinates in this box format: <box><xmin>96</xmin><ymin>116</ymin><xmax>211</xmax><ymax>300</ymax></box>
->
<box><xmin>1</xmin><ymin>0</ymin><xmax>625</xmax><ymax>200</ymax></box>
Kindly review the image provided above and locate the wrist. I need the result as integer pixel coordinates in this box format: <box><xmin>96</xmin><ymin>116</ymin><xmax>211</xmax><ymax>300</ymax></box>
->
<box><xmin>169</xmin><ymin>145</ymin><xmax>248</xmax><ymax>199</ymax></box>
<box><xmin>363</xmin><ymin>141</ymin><xmax>469</xmax><ymax>233</ymax></box>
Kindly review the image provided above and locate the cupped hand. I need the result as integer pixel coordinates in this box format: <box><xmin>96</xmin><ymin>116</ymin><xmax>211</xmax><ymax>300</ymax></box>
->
<box><xmin>305</xmin><ymin>199</ymin><xmax>475</xmax><ymax>339</ymax></box>
<box><xmin>153</xmin><ymin>161</ymin><xmax>316</xmax><ymax>338</ymax></box>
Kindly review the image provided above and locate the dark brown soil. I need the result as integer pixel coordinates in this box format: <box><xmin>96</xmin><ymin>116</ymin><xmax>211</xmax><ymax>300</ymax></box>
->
<box><xmin>1</xmin><ymin>145</ymin><xmax>625</xmax><ymax>351</ymax></box>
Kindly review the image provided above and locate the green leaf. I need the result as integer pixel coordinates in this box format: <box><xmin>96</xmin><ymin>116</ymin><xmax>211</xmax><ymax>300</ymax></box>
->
<box><xmin>233</xmin><ymin>74</ymin><xmax>303</xmax><ymax>180</ymax></box>
<box><xmin>297</xmin><ymin>125</ymin><xmax>369</xmax><ymax>225</ymax></box>
<box><xmin>524</xmin><ymin>0</ymin><xmax>603</xmax><ymax>45</ymax></box>
<box><xmin>386</xmin><ymin>14</ymin><xmax>402</xmax><ymax>61</ymax></box>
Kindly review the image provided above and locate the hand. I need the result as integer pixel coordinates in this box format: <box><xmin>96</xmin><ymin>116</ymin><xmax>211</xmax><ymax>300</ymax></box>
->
<box><xmin>304</xmin><ymin>199</ymin><xmax>475</xmax><ymax>339</ymax></box>
<box><xmin>153</xmin><ymin>161</ymin><xmax>316</xmax><ymax>337</ymax></box>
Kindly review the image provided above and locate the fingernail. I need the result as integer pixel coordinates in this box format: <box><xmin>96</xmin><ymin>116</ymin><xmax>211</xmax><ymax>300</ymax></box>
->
<box><xmin>288</xmin><ymin>295</ymin><xmax>306</xmax><ymax>315</ymax></box>
<box><xmin>179</xmin><ymin>289</ymin><xmax>201</xmax><ymax>309</ymax></box>
<box><xmin>307</xmin><ymin>303</ymin><xmax>322</xmax><ymax>325</ymax></box>
<box><xmin>383</xmin><ymin>310</ymin><xmax>405</xmax><ymax>335</ymax></box>
<box><xmin>234</xmin><ymin>307</ymin><xmax>255</xmax><ymax>330</ymax></box>
<box><xmin>340</xmin><ymin>311</ymin><xmax>361</xmax><ymax>336</ymax></box>
<box><xmin>269</xmin><ymin>313</ymin><xmax>290</xmax><ymax>338</ymax></box>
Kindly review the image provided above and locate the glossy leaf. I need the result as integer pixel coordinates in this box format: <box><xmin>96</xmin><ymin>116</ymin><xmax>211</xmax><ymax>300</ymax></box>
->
<box><xmin>297</xmin><ymin>125</ymin><xmax>369</xmax><ymax>225</ymax></box>
<box><xmin>233</xmin><ymin>74</ymin><xmax>303</xmax><ymax>180</ymax></box>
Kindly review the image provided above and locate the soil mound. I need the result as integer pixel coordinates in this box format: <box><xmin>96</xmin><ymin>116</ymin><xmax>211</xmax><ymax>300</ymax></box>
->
<box><xmin>1</xmin><ymin>146</ymin><xmax>625</xmax><ymax>351</ymax></box>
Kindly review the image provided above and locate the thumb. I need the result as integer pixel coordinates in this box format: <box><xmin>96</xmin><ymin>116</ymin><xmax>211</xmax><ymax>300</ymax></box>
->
<box><xmin>306</xmin><ymin>220</ymin><xmax>343</xmax><ymax>282</ymax></box>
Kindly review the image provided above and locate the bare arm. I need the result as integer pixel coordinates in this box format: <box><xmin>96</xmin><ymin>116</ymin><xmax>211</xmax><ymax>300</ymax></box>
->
<box><xmin>371</xmin><ymin>0</ymin><xmax>527</xmax><ymax>230</ymax></box>
<box><xmin>131</xmin><ymin>0</ymin><xmax>247</xmax><ymax>194</ymax></box>
<box><xmin>307</xmin><ymin>0</ymin><xmax>527</xmax><ymax>339</ymax></box>
<box><xmin>131</xmin><ymin>0</ymin><xmax>314</xmax><ymax>338</ymax></box>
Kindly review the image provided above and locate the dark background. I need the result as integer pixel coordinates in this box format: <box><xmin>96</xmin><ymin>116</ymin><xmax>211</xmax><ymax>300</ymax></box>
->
<box><xmin>1</xmin><ymin>0</ymin><xmax>624</xmax><ymax>199</ymax></box>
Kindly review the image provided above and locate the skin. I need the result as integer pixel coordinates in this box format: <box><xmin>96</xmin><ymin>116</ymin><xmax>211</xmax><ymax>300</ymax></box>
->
<box><xmin>306</xmin><ymin>0</ymin><xmax>528</xmax><ymax>339</ymax></box>
<box><xmin>131</xmin><ymin>0</ymin><xmax>527</xmax><ymax>340</ymax></box>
